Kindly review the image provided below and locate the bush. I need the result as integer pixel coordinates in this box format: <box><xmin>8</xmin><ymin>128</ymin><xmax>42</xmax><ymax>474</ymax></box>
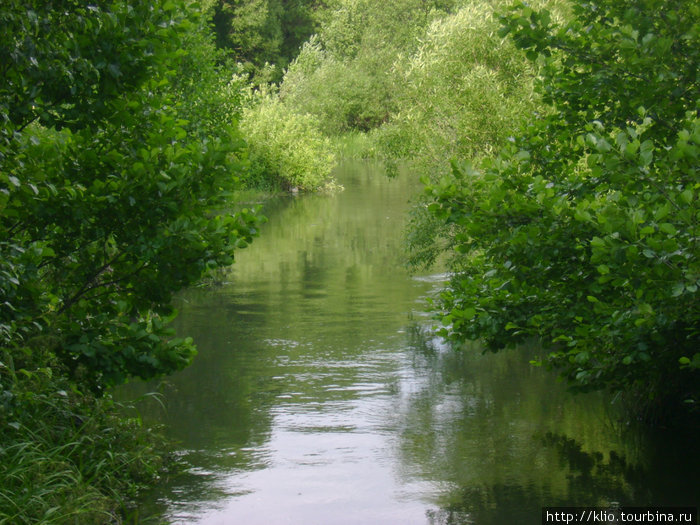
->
<box><xmin>240</xmin><ymin>92</ymin><xmax>338</xmax><ymax>191</ymax></box>
<box><xmin>381</xmin><ymin>0</ymin><xmax>568</xmax><ymax>172</ymax></box>
<box><xmin>279</xmin><ymin>38</ymin><xmax>390</xmax><ymax>135</ymax></box>
<box><xmin>423</xmin><ymin>0</ymin><xmax>700</xmax><ymax>421</ymax></box>
<box><xmin>279</xmin><ymin>0</ymin><xmax>461</xmax><ymax>136</ymax></box>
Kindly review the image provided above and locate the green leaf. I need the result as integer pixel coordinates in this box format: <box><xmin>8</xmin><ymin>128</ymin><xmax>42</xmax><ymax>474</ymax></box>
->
<box><xmin>679</xmin><ymin>189</ymin><xmax>693</xmax><ymax>204</ymax></box>
<box><xmin>590</xmin><ymin>236</ymin><xmax>605</xmax><ymax>248</ymax></box>
<box><xmin>671</xmin><ymin>283</ymin><xmax>685</xmax><ymax>297</ymax></box>
<box><xmin>659</xmin><ymin>223</ymin><xmax>676</xmax><ymax>235</ymax></box>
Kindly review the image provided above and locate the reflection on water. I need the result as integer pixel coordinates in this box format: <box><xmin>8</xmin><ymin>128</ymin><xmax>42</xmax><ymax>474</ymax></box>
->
<box><xmin>123</xmin><ymin>162</ymin><xmax>698</xmax><ymax>524</ymax></box>
<box><xmin>400</xmin><ymin>332</ymin><xmax>699</xmax><ymax>524</ymax></box>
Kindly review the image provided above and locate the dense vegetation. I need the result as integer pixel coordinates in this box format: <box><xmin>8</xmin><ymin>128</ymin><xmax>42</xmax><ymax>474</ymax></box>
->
<box><xmin>280</xmin><ymin>0</ymin><xmax>464</xmax><ymax>137</ymax></box>
<box><xmin>421</xmin><ymin>0</ymin><xmax>699</xmax><ymax>421</ymax></box>
<box><xmin>212</xmin><ymin>0</ymin><xmax>320</xmax><ymax>83</ymax></box>
<box><xmin>268</xmin><ymin>0</ymin><xmax>699</xmax><ymax>421</ymax></box>
<box><xmin>0</xmin><ymin>0</ymin><xmax>260</xmax><ymax>521</ymax></box>
<box><xmin>2</xmin><ymin>0</ymin><xmax>697</xmax><ymax>521</ymax></box>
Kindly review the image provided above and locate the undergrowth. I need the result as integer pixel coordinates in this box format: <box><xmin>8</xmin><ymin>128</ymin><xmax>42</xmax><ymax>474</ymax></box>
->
<box><xmin>0</xmin><ymin>353</ymin><xmax>175</xmax><ymax>524</ymax></box>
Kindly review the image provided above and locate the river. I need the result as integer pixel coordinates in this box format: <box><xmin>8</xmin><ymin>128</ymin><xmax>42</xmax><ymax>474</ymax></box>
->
<box><xmin>125</xmin><ymin>162</ymin><xmax>698</xmax><ymax>524</ymax></box>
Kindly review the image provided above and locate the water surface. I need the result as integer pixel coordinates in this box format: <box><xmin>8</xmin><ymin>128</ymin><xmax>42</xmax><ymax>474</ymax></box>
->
<box><xmin>127</xmin><ymin>162</ymin><xmax>698</xmax><ymax>524</ymax></box>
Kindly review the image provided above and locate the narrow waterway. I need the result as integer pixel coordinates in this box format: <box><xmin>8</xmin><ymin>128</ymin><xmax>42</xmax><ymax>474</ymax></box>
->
<box><xmin>126</xmin><ymin>162</ymin><xmax>698</xmax><ymax>524</ymax></box>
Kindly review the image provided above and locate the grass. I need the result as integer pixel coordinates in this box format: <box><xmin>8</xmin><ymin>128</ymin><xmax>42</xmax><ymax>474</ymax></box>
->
<box><xmin>332</xmin><ymin>130</ymin><xmax>378</xmax><ymax>159</ymax></box>
<box><xmin>0</xmin><ymin>358</ymin><xmax>176</xmax><ymax>524</ymax></box>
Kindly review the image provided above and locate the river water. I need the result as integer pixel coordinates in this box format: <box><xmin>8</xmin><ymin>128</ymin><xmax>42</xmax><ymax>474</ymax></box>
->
<box><xmin>127</xmin><ymin>162</ymin><xmax>698</xmax><ymax>524</ymax></box>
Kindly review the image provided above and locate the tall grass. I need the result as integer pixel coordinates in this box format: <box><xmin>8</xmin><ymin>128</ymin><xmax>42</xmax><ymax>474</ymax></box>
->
<box><xmin>0</xmin><ymin>359</ymin><xmax>173</xmax><ymax>524</ymax></box>
<box><xmin>333</xmin><ymin>131</ymin><xmax>378</xmax><ymax>160</ymax></box>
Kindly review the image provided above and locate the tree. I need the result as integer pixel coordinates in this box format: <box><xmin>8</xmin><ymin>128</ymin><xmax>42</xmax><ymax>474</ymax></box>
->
<box><xmin>0</xmin><ymin>0</ymin><xmax>260</xmax><ymax>391</ymax></box>
<box><xmin>279</xmin><ymin>0</ymin><xmax>463</xmax><ymax>135</ymax></box>
<box><xmin>212</xmin><ymin>0</ymin><xmax>321</xmax><ymax>82</ymax></box>
<box><xmin>423</xmin><ymin>0</ymin><xmax>699</xmax><ymax>419</ymax></box>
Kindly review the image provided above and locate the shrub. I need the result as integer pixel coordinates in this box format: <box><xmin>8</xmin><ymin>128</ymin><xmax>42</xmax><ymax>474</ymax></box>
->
<box><xmin>240</xmin><ymin>93</ymin><xmax>338</xmax><ymax>191</ymax></box>
<box><xmin>423</xmin><ymin>0</ymin><xmax>700</xmax><ymax>421</ymax></box>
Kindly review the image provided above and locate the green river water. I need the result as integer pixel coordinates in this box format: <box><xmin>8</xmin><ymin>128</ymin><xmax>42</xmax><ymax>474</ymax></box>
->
<box><xmin>126</xmin><ymin>162</ymin><xmax>698</xmax><ymax>524</ymax></box>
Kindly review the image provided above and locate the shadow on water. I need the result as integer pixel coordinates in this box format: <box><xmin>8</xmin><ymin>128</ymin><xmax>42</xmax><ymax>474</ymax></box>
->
<box><xmin>426</xmin><ymin>430</ymin><xmax>699</xmax><ymax>525</ymax></box>
<box><xmin>403</xmin><ymin>326</ymin><xmax>700</xmax><ymax>525</ymax></box>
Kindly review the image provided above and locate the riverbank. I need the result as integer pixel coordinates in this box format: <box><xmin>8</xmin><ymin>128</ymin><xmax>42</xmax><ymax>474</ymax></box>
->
<box><xmin>0</xmin><ymin>362</ymin><xmax>177</xmax><ymax>524</ymax></box>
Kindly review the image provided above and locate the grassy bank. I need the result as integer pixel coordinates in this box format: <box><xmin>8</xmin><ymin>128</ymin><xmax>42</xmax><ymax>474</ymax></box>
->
<box><xmin>0</xmin><ymin>358</ymin><xmax>175</xmax><ymax>524</ymax></box>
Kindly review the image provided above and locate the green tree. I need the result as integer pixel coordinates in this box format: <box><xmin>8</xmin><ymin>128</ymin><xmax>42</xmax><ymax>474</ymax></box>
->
<box><xmin>423</xmin><ymin>0</ymin><xmax>699</xmax><ymax>420</ymax></box>
<box><xmin>212</xmin><ymin>0</ymin><xmax>321</xmax><ymax>82</ymax></box>
<box><xmin>279</xmin><ymin>0</ymin><xmax>461</xmax><ymax>135</ymax></box>
<box><xmin>0</xmin><ymin>0</ymin><xmax>260</xmax><ymax>391</ymax></box>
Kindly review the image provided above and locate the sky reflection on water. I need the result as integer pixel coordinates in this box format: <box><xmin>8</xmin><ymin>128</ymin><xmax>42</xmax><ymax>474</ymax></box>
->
<box><xmin>123</xmin><ymin>163</ymin><xmax>698</xmax><ymax>524</ymax></box>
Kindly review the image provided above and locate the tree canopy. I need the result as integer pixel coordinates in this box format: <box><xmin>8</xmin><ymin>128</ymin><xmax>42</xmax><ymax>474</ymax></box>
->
<box><xmin>0</xmin><ymin>0</ymin><xmax>260</xmax><ymax>391</ymax></box>
<box><xmin>212</xmin><ymin>0</ymin><xmax>321</xmax><ymax>82</ymax></box>
<box><xmin>423</xmin><ymin>0</ymin><xmax>699</xmax><ymax>418</ymax></box>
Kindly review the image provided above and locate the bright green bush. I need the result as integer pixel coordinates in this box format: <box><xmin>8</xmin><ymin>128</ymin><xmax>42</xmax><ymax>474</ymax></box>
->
<box><xmin>240</xmin><ymin>93</ymin><xmax>338</xmax><ymax>191</ymax></box>
<box><xmin>279</xmin><ymin>0</ymin><xmax>461</xmax><ymax>136</ymax></box>
<box><xmin>280</xmin><ymin>38</ymin><xmax>394</xmax><ymax>135</ymax></box>
<box><xmin>380</xmin><ymin>0</ymin><xmax>567</xmax><ymax>171</ymax></box>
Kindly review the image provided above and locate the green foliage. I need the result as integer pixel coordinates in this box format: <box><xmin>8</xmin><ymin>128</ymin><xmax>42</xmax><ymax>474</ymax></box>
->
<box><xmin>0</xmin><ymin>1</ymin><xmax>260</xmax><ymax>517</ymax></box>
<box><xmin>281</xmin><ymin>45</ymin><xmax>393</xmax><ymax>134</ymax></box>
<box><xmin>240</xmin><ymin>91</ymin><xmax>338</xmax><ymax>191</ymax></box>
<box><xmin>0</xmin><ymin>360</ymin><xmax>173</xmax><ymax>524</ymax></box>
<box><xmin>0</xmin><ymin>0</ymin><xmax>260</xmax><ymax>391</ymax></box>
<box><xmin>212</xmin><ymin>0</ymin><xmax>320</xmax><ymax>82</ymax></box>
<box><xmin>333</xmin><ymin>130</ymin><xmax>378</xmax><ymax>159</ymax></box>
<box><xmin>279</xmin><ymin>0</ymin><xmax>460</xmax><ymax>135</ymax></box>
<box><xmin>169</xmin><ymin>10</ymin><xmax>248</xmax><ymax>137</ymax></box>
<box><xmin>423</xmin><ymin>0</ymin><xmax>700</xmax><ymax>418</ymax></box>
<box><xmin>381</xmin><ymin>1</ymin><xmax>555</xmax><ymax>166</ymax></box>
<box><xmin>278</xmin><ymin>0</ymin><xmax>561</xmax><ymax>268</ymax></box>
<box><xmin>376</xmin><ymin>0</ymin><xmax>561</xmax><ymax>269</ymax></box>
<box><xmin>316</xmin><ymin>0</ymin><xmax>458</xmax><ymax>61</ymax></box>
